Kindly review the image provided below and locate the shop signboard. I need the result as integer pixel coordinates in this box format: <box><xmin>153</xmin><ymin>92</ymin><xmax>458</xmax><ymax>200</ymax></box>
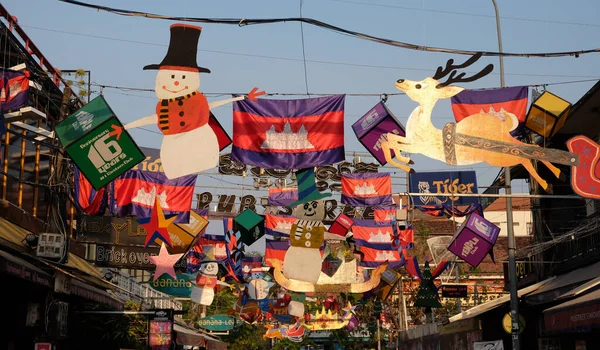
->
<box><xmin>474</xmin><ymin>341</ymin><xmax>504</xmax><ymax>350</ymax></box>
<box><xmin>409</xmin><ymin>170</ymin><xmax>479</xmax><ymax>206</ymax></box>
<box><xmin>149</xmin><ymin>273</ymin><xmax>194</xmax><ymax>297</ymax></box>
<box><xmin>441</xmin><ymin>284</ymin><xmax>468</xmax><ymax>298</ymax></box>
<box><xmin>149</xmin><ymin>309</ymin><xmax>173</xmax><ymax>350</ymax></box>
<box><xmin>55</xmin><ymin>95</ymin><xmax>145</xmax><ymax>189</ymax></box>
<box><xmin>94</xmin><ymin>244</ymin><xmax>186</xmax><ymax>271</ymax></box>
<box><xmin>198</xmin><ymin>315</ymin><xmax>237</xmax><ymax>332</ymax></box>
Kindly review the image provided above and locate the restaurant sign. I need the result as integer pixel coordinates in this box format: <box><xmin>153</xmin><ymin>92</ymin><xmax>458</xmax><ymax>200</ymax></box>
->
<box><xmin>149</xmin><ymin>273</ymin><xmax>194</xmax><ymax>297</ymax></box>
<box><xmin>94</xmin><ymin>244</ymin><xmax>186</xmax><ymax>271</ymax></box>
<box><xmin>198</xmin><ymin>315</ymin><xmax>237</xmax><ymax>332</ymax></box>
<box><xmin>441</xmin><ymin>284</ymin><xmax>468</xmax><ymax>298</ymax></box>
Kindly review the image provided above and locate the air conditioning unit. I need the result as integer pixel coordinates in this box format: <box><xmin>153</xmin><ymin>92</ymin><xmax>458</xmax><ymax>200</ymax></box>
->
<box><xmin>36</xmin><ymin>233</ymin><xmax>65</xmax><ymax>259</ymax></box>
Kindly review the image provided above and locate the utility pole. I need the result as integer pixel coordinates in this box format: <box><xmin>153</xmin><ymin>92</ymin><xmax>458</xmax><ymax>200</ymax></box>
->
<box><xmin>491</xmin><ymin>0</ymin><xmax>520</xmax><ymax>349</ymax></box>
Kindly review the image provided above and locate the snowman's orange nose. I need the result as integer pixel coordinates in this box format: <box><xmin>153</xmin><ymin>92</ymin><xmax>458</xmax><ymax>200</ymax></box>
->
<box><xmin>174</xmin><ymin>81</ymin><xmax>180</xmax><ymax>86</ymax></box>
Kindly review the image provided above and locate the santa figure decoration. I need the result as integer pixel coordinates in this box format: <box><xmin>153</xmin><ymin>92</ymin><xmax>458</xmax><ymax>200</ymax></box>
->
<box><xmin>117</xmin><ymin>24</ymin><xmax>264</xmax><ymax>179</ymax></box>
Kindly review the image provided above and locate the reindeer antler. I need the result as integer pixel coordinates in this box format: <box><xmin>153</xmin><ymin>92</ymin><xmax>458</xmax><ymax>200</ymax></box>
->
<box><xmin>432</xmin><ymin>52</ymin><xmax>494</xmax><ymax>88</ymax></box>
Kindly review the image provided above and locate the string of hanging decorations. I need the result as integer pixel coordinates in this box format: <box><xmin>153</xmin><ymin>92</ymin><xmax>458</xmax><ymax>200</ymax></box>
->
<box><xmin>58</xmin><ymin>0</ymin><xmax>600</xmax><ymax>58</ymax></box>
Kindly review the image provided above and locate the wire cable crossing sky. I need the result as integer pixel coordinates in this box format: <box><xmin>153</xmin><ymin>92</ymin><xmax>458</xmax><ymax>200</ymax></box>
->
<box><xmin>58</xmin><ymin>0</ymin><xmax>600</xmax><ymax>58</ymax></box>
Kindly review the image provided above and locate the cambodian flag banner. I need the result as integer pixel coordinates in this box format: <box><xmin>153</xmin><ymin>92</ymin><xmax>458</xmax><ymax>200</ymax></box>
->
<box><xmin>74</xmin><ymin>167</ymin><xmax>107</xmax><ymax>215</ymax></box>
<box><xmin>265</xmin><ymin>214</ymin><xmax>297</xmax><ymax>237</ymax></box>
<box><xmin>268</xmin><ymin>187</ymin><xmax>298</xmax><ymax>207</ymax></box>
<box><xmin>352</xmin><ymin>220</ymin><xmax>395</xmax><ymax>249</ymax></box>
<box><xmin>359</xmin><ymin>246</ymin><xmax>404</xmax><ymax>268</ymax></box>
<box><xmin>0</xmin><ymin>69</ymin><xmax>30</xmax><ymax>134</ymax></box>
<box><xmin>451</xmin><ymin>86</ymin><xmax>528</xmax><ymax>136</ymax></box>
<box><xmin>341</xmin><ymin>173</ymin><xmax>393</xmax><ymax>207</ymax></box>
<box><xmin>265</xmin><ymin>239</ymin><xmax>290</xmax><ymax>267</ymax></box>
<box><xmin>232</xmin><ymin>95</ymin><xmax>345</xmax><ymax>169</ymax></box>
<box><xmin>374</xmin><ymin>206</ymin><xmax>397</xmax><ymax>223</ymax></box>
<box><xmin>113</xmin><ymin>170</ymin><xmax>196</xmax><ymax>224</ymax></box>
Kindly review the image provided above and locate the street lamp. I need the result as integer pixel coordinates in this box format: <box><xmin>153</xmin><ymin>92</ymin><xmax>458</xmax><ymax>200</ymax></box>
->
<box><xmin>490</xmin><ymin>1</ymin><xmax>520</xmax><ymax>349</ymax></box>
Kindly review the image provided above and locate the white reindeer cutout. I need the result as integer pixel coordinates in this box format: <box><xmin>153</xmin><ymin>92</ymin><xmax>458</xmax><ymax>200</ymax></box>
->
<box><xmin>380</xmin><ymin>53</ymin><xmax>586</xmax><ymax>193</ymax></box>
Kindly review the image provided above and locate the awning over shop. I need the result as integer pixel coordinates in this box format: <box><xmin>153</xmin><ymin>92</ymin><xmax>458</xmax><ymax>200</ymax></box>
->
<box><xmin>174</xmin><ymin>323</ymin><xmax>227</xmax><ymax>349</ymax></box>
<box><xmin>0</xmin><ymin>249</ymin><xmax>53</xmax><ymax>288</ymax></box>
<box><xmin>526</xmin><ymin>261</ymin><xmax>600</xmax><ymax>305</ymax></box>
<box><xmin>448</xmin><ymin>277</ymin><xmax>555</xmax><ymax>323</ymax></box>
<box><xmin>544</xmin><ymin>288</ymin><xmax>600</xmax><ymax>333</ymax></box>
<box><xmin>0</xmin><ymin>216</ymin><xmax>124</xmax><ymax>308</ymax></box>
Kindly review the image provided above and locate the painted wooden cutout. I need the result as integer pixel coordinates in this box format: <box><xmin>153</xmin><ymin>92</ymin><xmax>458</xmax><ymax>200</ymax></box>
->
<box><xmin>270</xmin><ymin>259</ymin><xmax>386</xmax><ymax>293</ymax></box>
<box><xmin>381</xmin><ymin>53</ymin><xmax>600</xmax><ymax>197</ymax></box>
<box><xmin>114</xmin><ymin>24</ymin><xmax>264</xmax><ymax>179</ymax></box>
<box><xmin>191</xmin><ymin>247</ymin><xmax>231</xmax><ymax>306</ymax></box>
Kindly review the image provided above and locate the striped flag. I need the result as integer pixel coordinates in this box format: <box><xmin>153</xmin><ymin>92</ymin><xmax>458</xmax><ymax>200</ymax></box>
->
<box><xmin>74</xmin><ymin>167</ymin><xmax>107</xmax><ymax>215</ymax></box>
<box><xmin>341</xmin><ymin>173</ymin><xmax>393</xmax><ymax>207</ymax></box>
<box><xmin>232</xmin><ymin>95</ymin><xmax>345</xmax><ymax>169</ymax></box>
<box><xmin>358</xmin><ymin>246</ymin><xmax>404</xmax><ymax>268</ymax></box>
<box><xmin>268</xmin><ymin>187</ymin><xmax>298</xmax><ymax>207</ymax></box>
<box><xmin>265</xmin><ymin>239</ymin><xmax>290</xmax><ymax>267</ymax></box>
<box><xmin>265</xmin><ymin>214</ymin><xmax>297</xmax><ymax>237</ymax></box>
<box><xmin>352</xmin><ymin>220</ymin><xmax>395</xmax><ymax>249</ymax></box>
<box><xmin>374</xmin><ymin>206</ymin><xmax>397</xmax><ymax>223</ymax></box>
<box><xmin>451</xmin><ymin>86</ymin><xmax>528</xmax><ymax>136</ymax></box>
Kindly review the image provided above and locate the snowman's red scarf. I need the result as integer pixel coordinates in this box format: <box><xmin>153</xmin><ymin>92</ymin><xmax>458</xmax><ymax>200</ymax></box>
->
<box><xmin>164</xmin><ymin>91</ymin><xmax>197</xmax><ymax>103</ymax></box>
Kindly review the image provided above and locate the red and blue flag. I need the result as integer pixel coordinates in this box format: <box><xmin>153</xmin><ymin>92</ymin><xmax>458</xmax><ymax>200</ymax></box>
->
<box><xmin>0</xmin><ymin>69</ymin><xmax>30</xmax><ymax>134</ymax></box>
<box><xmin>232</xmin><ymin>95</ymin><xmax>345</xmax><ymax>169</ymax></box>
<box><xmin>268</xmin><ymin>187</ymin><xmax>298</xmax><ymax>207</ymax></box>
<box><xmin>374</xmin><ymin>206</ymin><xmax>397</xmax><ymax>223</ymax></box>
<box><xmin>112</xmin><ymin>170</ymin><xmax>196</xmax><ymax>224</ymax></box>
<box><xmin>341</xmin><ymin>173</ymin><xmax>393</xmax><ymax>207</ymax></box>
<box><xmin>352</xmin><ymin>220</ymin><xmax>395</xmax><ymax>249</ymax></box>
<box><xmin>265</xmin><ymin>214</ymin><xmax>297</xmax><ymax>237</ymax></box>
<box><xmin>265</xmin><ymin>239</ymin><xmax>290</xmax><ymax>267</ymax></box>
<box><xmin>74</xmin><ymin>167</ymin><xmax>107</xmax><ymax>215</ymax></box>
<box><xmin>451</xmin><ymin>86</ymin><xmax>528</xmax><ymax>136</ymax></box>
<box><xmin>358</xmin><ymin>245</ymin><xmax>404</xmax><ymax>268</ymax></box>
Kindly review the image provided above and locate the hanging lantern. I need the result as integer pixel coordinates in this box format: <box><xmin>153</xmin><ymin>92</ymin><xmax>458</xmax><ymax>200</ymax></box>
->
<box><xmin>525</xmin><ymin>91</ymin><xmax>572</xmax><ymax>138</ymax></box>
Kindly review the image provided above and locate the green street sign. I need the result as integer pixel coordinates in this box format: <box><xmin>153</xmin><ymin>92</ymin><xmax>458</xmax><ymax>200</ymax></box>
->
<box><xmin>149</xmin><ymin>273</ymin><xmax>194</xmax><ymax>297</ymax></box>
<box><xmin>56</xmin><ymin>96</ymin><xmax>144</xmax><ymax>189</ymax></box>
<box><xmin>197</xmin><ymin>315</ymin><xmax>237</xmax><ymax>332</ymax></box>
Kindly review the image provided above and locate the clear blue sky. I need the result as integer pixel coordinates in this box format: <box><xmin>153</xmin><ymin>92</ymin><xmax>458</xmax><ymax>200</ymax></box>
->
<box><xmin>5</xmin><ymin>0</ymin><xmax>600</xmax><ymax>251</ymax></box>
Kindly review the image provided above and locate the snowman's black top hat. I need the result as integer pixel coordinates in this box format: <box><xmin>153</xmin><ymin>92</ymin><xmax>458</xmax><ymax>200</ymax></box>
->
<box><xmin>144</xmin><ymin>24</ymin><xmax>211</xmax><ymax>73</ymax></box>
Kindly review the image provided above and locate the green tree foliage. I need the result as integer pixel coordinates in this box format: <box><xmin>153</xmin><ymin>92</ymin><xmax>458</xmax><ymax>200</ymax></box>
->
<box><xmin>225</xmin><ymin>323</ymin><xmax>270</xmax><ymax>350</ymax></box>
<box><xmin>70</xmin><ymin>300</ymin><xmax>147</xmax><ymax>349</ymax></box>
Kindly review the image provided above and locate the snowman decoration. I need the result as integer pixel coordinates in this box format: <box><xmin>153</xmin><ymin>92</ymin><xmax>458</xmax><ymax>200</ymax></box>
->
<box><xmin>118</xmin><ymin>24</ymin><xmax>264</xmax><ymax>179</ymax></box>
<box><xmin>191</xmin><ymin>247</ymin><xmax>231</xmax><ymax>306</ymax></box>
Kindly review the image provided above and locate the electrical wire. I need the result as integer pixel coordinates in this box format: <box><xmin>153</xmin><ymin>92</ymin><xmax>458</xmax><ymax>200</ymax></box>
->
<box><xmin>58</xmin><ymin>0</ymin><xmax>600</xmax><ymax>58</ymax></box>
<box><xmin>21</xmin><ymin>24</ymin><xmax>600</xmax><ymax>80</ymax></box>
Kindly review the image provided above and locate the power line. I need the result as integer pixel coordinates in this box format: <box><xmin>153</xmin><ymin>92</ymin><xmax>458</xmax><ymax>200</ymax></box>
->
<box><xmin>327</xmin><ymin>0</ymin><xmax>600</xmax><ymax>28</ymax></box>
<box><xmin>21</xmin><ymin>24</ymin><xmax>600</xmax><ymax>79</ymax></box>
<box><xmin>92</xmin><ymin>78</ymin><xmax>599</xmax><ymax>99</ymax></box>
<box><xmin>58</xmin><ymin>0</ymin><xmax>600</xmax><ymax>58</ymax></box>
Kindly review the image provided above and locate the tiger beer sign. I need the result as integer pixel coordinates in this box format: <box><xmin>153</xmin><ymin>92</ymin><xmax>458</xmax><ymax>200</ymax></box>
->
<box><xmin>409</xmin><ymin>170</ymin><xmax>479</xmax><ymax>206</ymax></box>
